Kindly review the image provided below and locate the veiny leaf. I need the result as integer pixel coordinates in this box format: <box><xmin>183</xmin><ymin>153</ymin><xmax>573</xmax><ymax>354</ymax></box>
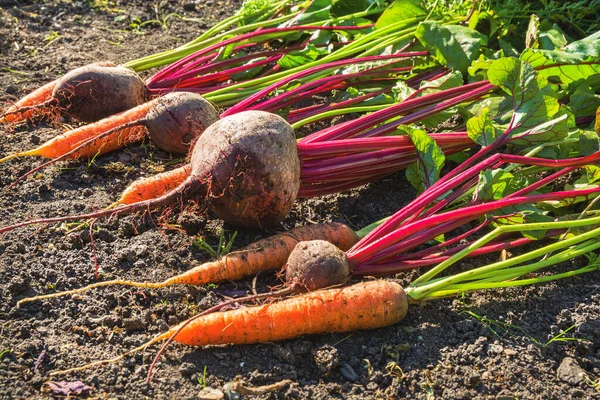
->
<box><xmin>568</xmin><ymin>75</ymin><xmax>600</xmax><ymax>118</ymax></box>
<box><xmin>520</xmin><ymin>31</ymin><xmax>600</xmax><ymax>85</ymax></box>
<box><xmin>415</xmin><ymin>21</ymin><xmax>488</xmax><ymax>74</ymax></box>
<box><xmin>577</xmin><ymin>129</ymin><xmax>600</xmax><ymax>157</ymax></box>
<box><xmin>487</xmin><ymin>57</ymin><xmax>568</xmax><ymax>145</ymax></box>
<box><xmin>405</xmin><ymin>128</ymin><xmax>445</xmax><ymax>192</ymax></box>
<box><xmin>467</xmin><ymin>107</ymin><xmax>502</xmax><ymax>147</ymax></box>
<box><xmin>374</xmin><ymin>0</ymin><xmax>425</xmax><ymax>30</ymax></box>
<box><xmin>475</xmin><ymin>169</ymin><xmax>515</xmax><ymax>201</ymax></box>
<box><xmin>277</xmin><ymin>43</ymin><xmax>330</xmax><ymax>69</ymax></box>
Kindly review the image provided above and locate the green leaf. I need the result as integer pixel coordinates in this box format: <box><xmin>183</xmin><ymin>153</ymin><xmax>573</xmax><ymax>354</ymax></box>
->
<box><xmin>577</xmin><ymin>129</ymin><xmax>600</xmax><ymax>157</ymax></box>
<box><xmin>584</xmin><ymin>165</ymin><xmax>600</xmax><ymax>185</ymax></box>
<box><xmin>467</xmin><ymin>107</ymin><xmax>502</xmax><ymax>147</ymax></box>
<box><xmin>487</xmin><ymin>57</ymin><xmax>568</xmax><ymax>144</ymax></box>
<box><xmin>468</xmin><ymin>54</ymin><xmax>495</xmax><ymax>80</ymax></box>
<box><xmin>331</xmin><ymin>0</ymin><xmax>378</xmax><ymax>17</ymax></box>
<box><xmin>277</xmin><ymin>43</ymin><xmax>330</xmax><ymax>69</ymax></box>
<box><xmin>568</xmin><ymin>76</ymin><xmax>600</xmax><ymax>118</ymax></box>
<box><xmin>239</xmin><ymin>0</ymin><xmax>272</xmax><ymax>24</ymax></box>
<box><xmin>415</xmin><ymin>21</ymin><xmax>488</xmax><ymax>74</ymax></box>
<box><xmin>393</xmin><ymin>71</ymin><xmax>463</xmax><ymax>102</ymax></box>
<box><xmin>521</xmin><ymin>211</ymin><xmax>555</xmax><ymax>240</ymax></box>
<box><xmin>231</xmin><ymin>57</ymin><xmax>268</xmax><ymax>81</ymax></box>
<box><xmin>391</xmin><ymin>81</ymin><xmax>414</xmax><ymax>102</ymax></box>
<box><xmin>563</xmin><ymin>31</ymin><xmax>600</xmax><ymax>58</ymax></box>
<box><xmin>475</xmin><ymin>169</ymin><xmax>515</xmax><ymax>201</ymax></box>
<box><xmin>405</xmin><ymin>128</ymin><xmax>445</xmax><ymax>192</ymax></box>
<box><xmin>374</xmin><ymin>0</ymin><xmax>426</xmax><ymax>30</ymax></box>
<box><xmin>492</xmin><ymin>204</ymin><xmax>552</xmax><ymax>239</ymax></box>
<box><xmin>468</xmin><ymin>10</ymin><xmax>499</xmax><ymax>39</ymax></box>
<box><xmin>520</xmin><ymin>32</ymin><xmax>600</xmax><ymax>85</ymax></box>
<box><xmin>285</xmin><ymin>0</ymin><xmax>332</xmax><ymax>26</ymax></box>
<box><xmin>538</xmin><ymin>22</ymin><xmax>567</xmax><ymax>51</ymax></box>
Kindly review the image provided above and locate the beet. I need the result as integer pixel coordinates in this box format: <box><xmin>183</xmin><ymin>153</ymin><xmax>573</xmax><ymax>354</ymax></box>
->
<box><xmin>285</xmin><ymin>240</ymin><xmax>350</xmax><ymax>291</ymax></box>
<box><xmin>144</xmin><ymin>92</ymin><xmax>219</xmax><ymax>154</ymax></box>
<box><xmin>189</xmin><ymin>110</ymin><xmax>301</xmax><ymax>227</ymax></box>
<box><xmin>52</xmin><ymin>64</ymin><xmax>146</xmax><ymax>122</ymax></box>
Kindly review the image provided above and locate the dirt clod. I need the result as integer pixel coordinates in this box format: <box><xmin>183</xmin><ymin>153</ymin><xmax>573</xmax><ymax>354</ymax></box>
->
<box><xmin>557</xmin><ymin>357</ymin><xmax>587</xmax><ymax>385</ymax></box>
<box><xmin>313</xmin><ymin>345</ymin><xmax>339</xmax><ymax>376</ymax></box>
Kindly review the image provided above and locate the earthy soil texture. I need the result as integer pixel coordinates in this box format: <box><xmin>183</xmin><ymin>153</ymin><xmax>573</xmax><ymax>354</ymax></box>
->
<box><xmin>1</xmin><ymin>1</ymin><xmax>599</xmax><ymax>399</ymax></box>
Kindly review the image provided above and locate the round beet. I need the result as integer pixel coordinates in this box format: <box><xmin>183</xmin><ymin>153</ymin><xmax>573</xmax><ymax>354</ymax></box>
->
<box><xmin>285</xmin><ymin>240</ymin><xmax>350</xmax><ymax>291</ymax></box>
<box><xmin>189</xmin><ymin>110</ymin><xmax>300</xmax><ymax>228</ymax></box>
<box><xmin>52</xmin><ymin>64</ymin><xmax>146</xmax><ymax>122</ymax></box>
<box><xmin>144</xmin><ymin>92</ymin><xmax>219</xmax><ymax>154</ymax></box>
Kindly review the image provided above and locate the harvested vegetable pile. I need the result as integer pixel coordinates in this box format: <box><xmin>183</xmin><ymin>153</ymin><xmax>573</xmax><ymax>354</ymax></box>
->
<box><xmin>1</xmin><ymin>1</ymin><xmax>599</xmax><ymax>399</ymax></box>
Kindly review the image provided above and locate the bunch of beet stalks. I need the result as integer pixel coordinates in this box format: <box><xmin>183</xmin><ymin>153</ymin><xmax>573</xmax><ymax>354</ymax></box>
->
<box><xmin>0</xmin><ymin>53</ymin><xmax>598</xmax><ymax>229</ymax></box>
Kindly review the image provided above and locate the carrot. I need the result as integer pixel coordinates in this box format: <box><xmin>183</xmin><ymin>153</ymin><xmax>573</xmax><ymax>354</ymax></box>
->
<box><xmin>50</xmin><ymin>280</ymin><xmax>408</xmax><ymax>376</ymax></box>
<box><xmin>0</xmin><ymin>100</ymin><xmax>155</xmax><ymax>163</ymax></box>
<box><xmin>172</xmin><ymin>280</ymin><xmax>407</xmax><ymax>346</ymax></box>
<box><xmin>0</xmin><ymin>80</ymin><xmax>58</xmax><ymax>124</ymax></box>
<box><xmin>118</xmin><ymin>165</ymin><xmax>191</xmax><ymax>205</ymax></box>
<box><xmin>16</xmin><ymin>222</ymin><xmax>359</xmax><ymax>306</ymax></box>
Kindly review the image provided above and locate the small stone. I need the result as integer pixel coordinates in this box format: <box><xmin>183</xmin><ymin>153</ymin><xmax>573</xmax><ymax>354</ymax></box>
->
<box><xmin>198</xmin><ymin>387</ymin><xmax>223</xmax><ymax>400</ymax></box>
<box><xmin>488</xmin><ymin>343</ymin><xmax>504</xmax><ymax>355</ymax></box>
<box><xmin>340</xmin><ymin>363</ymin><xmax>358</xmax><ymax>382</ymax></box>
<box><xmin>503</xmin><ymin>348</ymin><xmax>517</xmax><ymax>356</ymax></box>
<box><xmin>183</xmin><ymin>2</ymin><xmax>196</xmax><ymax>11</ymax></box>
<box><xmin>557</xmin><ymin>357</ymin><xmax>586</xmax><ymax>385</ymax></box>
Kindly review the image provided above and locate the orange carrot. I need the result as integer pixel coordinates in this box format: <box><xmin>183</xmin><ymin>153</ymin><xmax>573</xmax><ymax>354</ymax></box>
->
<box><xmin>172</xmin><ymin>280</ymin><xmax>407</xmax><ymax>346</ymax></box>
<box><xmin>0</xmin><ymin>80</ymin><xmax>58</xmax><ymax>124</ymax></box>
<box><xmin>118</xmin><ymin>165</ymin><xmax>191</xmax><ymax>205</ymax></box>
<box><xmin>16</xmin><ymin>222</ymin><xmax>359</xmax><ymax>306</ymax></box>
<box><xmin>51</xmin><ymin>280</ymin><xmax>407</xmax><ymax>376</ymax></box>
<box><xmin>0</xmin><ymin>99</ymin><xmax>156</xmax><ymax>163</ymax></box>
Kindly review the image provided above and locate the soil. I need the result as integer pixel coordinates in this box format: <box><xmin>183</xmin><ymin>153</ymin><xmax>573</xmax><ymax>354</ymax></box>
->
<box><xmin>0</xmin><ymin>1</ymin><xmax>599</xmax><ymax>399</ymax></box>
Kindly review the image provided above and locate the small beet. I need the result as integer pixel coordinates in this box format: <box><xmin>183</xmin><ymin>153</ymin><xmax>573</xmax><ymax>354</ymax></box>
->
<box><xmin>285</xmin><ymin>240</ymin><xmax>350</xmax><ymax>291</ymax></box>
<box><xmin>52</xmin><ymin>64</ymin><xmax>146</xmax><ymax>122</ymax></box>
<box><xmin>144</xmin><ymin>92</ymin><xmax>219</xmax><ymax>154</ymax></box>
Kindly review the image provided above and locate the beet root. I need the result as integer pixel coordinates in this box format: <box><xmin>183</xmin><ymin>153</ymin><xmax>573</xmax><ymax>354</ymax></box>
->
<box><xmin>52</xmin><ymin>64</ymin><xmax>146</xmax><ymax>122</ymax></box>
<box><xmin>143</xmin><ymin>92</ymin><xmax>219</xmax><ymax>154</ymax></box>
<box><xmin>285</xmin><ymin>240</ymin><xmax>350</xmax><ymax>291</ymax></box>
<box><xmin>189</xmin><ymin>110</ymin><xmax>301</xmax><ymax>228</ymax></box>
